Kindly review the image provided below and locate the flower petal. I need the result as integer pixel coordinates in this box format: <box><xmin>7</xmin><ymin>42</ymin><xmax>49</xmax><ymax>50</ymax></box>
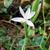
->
<box><xmin>19</xmin><ymin>6</ymin><xmax>25</xmax><ymax>17</ymax></box>
<box><xmin>24</xmin><ymin>7</ymin><xmax>30</xmax><ymax>19</ymax></box>
<box><xmin>26</xmin><ymin>20</ymin><xmax>35</xmax><ymax>29</ymax></box>
<box><xmin>28</xmin><ymin>11</ymin><xmax>35</xmax><ymax>19</ymax></box>
<box><xmin>24</xmin><ymin>8</ymin><xmax>35</xmax><ymax>19</ymax></box>
<box><xmin>11</xmin><ymin>17</ymin><xmax>25</xmax><ymax>22</ymax></box>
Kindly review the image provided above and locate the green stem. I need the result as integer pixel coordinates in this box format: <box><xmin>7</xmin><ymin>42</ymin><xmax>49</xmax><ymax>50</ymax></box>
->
<box><xmin>42</xmin><ymin>0</ymin><xmax>46</xmax><ymax>34</ymax></box>
<box><xmin>24</xmin><ymin>23</ymin><xmax>28</xmax><ymax>38</ymax></box>
<box><xmin>21</xmin><ymin>23</ymin><xmax>28</xmax><ymax>50</ymax></box>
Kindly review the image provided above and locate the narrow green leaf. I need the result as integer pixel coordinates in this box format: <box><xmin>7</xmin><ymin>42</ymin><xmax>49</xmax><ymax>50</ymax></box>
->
<box><xmin>32</xmin><ymin>0</ymin><xmax>40</xmax><ymax>11</ymax></box>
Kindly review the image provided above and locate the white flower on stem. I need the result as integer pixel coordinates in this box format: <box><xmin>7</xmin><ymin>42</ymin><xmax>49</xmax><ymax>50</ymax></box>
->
<box><xmin>11</xmin><ymin>6</ymin><xmax>35</xmax><ymax>29</ymax></box>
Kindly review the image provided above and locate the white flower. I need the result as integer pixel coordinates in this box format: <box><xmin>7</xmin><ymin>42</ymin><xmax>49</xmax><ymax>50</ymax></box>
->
<box><xmin>11</xmin><ymin>6</ymin><xmax>35</xmax><ymax>29</ymax></box>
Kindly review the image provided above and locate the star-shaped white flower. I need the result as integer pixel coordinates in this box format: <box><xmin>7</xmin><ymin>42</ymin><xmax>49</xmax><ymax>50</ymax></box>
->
<box><xmin>11</xmin><ymin>6</ymin><xmax>35</xmax><ymax>29</ymax></box>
